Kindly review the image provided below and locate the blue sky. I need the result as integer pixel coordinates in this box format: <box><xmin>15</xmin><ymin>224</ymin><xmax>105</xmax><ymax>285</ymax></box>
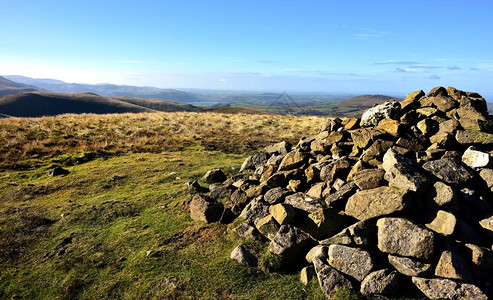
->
<box><xmin>1</xmin><ymin>0</ymin><xmax>493</xmax><ymax>97</ymax></box>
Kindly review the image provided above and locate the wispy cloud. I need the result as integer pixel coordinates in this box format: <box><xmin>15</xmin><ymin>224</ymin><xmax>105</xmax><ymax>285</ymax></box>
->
<box><xmin>427</xmin><ymin>75</ymin><xmax>441</xmax><ymax>80</ymax></box>
<box><xmin>317</xmin><ymin>71</ymin><xmax>360</xmax><ymax>77</ymax></box>
<box><xmin>410</xmin><ymin>65</ymin><xmax>442</xmax><ymax>70</ymax></box>
<box><xmin>353</xmin><ymin>28</ymin><xmax>389</xmax><ymax>40</ymax></box>
<box><xmin>117</xmin><ymin>60</ymin><xmax>146</xmax><ymax>64</ymax></box>
<box><xmin>257</xmin><ymin>60</ymin><xmax>278</xmax><ymax>64</ymax></box>
<box><xmin>395</xmin><ymin>68</ymin><xmax>415</xmax><ymax>73</ymax></box>
<box><xmin>471</xmin><ymin>67</ymin><xmax>479</xmax><ymax>71</ymax></box>
<box><xmin>373</xmin><ymin>61</ymin><xmax>421</xmax><ymax>65</ymax></box>
<box><xmin>448</xmin><ymin>65</ymin><xmax>461</xmax><ymax>70</ymax></box>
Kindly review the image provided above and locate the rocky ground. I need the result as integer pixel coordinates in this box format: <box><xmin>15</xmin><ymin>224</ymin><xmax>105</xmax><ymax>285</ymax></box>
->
<box><xmin>191</xmin><ymin>86</ymin><xmax>493</xmax><ymax>299</ymax></box>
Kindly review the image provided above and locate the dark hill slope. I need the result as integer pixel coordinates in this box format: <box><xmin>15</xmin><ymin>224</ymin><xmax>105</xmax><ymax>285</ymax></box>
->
<box><xmin>0</xmin><ymin>76</ymin><xmax>38</xmax><ymax>97</ymax></box>
<box><xmin>0</xmin><ymin>92</ymin><xmax>156</xmax><ymax>117</ymax></box>
<box><xmin>114</xmin><ymin>96</ymin><xmax>202</xmax><ymax>112</ymax></box>
<box><xmin>203</xmin><ymin>107</ymin><xmax>271</xmax><ymax>115</ymax></box>
<box><xmin>338</xmin><ymin>94</ymin><xmax>398</xmax><ymax>107</ymax></box>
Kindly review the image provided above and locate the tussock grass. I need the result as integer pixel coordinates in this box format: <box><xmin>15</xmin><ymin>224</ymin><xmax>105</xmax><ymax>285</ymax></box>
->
<box><xmin>0</xmin><ymin>112</ymin><xmax>324</xmax><ymax>169</ymax></box>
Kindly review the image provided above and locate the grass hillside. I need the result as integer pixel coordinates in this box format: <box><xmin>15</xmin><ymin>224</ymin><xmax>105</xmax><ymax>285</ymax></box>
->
<box><xmin>0</xmin><ymin>76</ymin><xmax>38</xmax><ymax>97</ymax></box>
<box><xmin>0</xmin><ymin>92</ymin><xmax>202</xmax><ymax>117</ymax></box>
<box><xmin>328</xmin><ymin>94</ymin><xmax>401</xmax><ymax>117</ymax></box>
<box><xmin>203</xmin><ymin>107</ymin><xmax>271</xmax><ymax>115</ymax></box>
<box><xmin>0</xmin><ymin>112</ymin><xmax>330</xmax><ymax>299</ymax></box>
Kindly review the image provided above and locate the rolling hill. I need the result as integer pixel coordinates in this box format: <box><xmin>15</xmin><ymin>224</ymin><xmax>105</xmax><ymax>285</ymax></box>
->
<box><xmin>328</xmin><ymin>94</ymin><xmax>401</xmax><ymax>117</ymax></box>
<box><xmin>0</xmin><ymin>91</ymin><xmax>201</xmax><ymax>117</ymax></box>
<box><xmin>0</xmin><ymin>76</ymin><xmax>39</xmax><ymax>97</ymax></box>
<box><xmin>4</xmin><ymin>75</ymin><xmax>200</xmax><ymax>103</ymax></box>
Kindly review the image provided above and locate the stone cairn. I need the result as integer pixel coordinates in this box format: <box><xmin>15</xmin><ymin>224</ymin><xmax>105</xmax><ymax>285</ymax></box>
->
<box><xmin>189</xmin><ymin>86</ymin><xmax>493</xmax><ymax>299</ymax></box>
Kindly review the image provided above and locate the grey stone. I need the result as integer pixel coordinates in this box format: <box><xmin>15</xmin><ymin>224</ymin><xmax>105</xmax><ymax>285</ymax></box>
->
<box><xmin>360</xmin><ymin>269</ymin><xmax>400</xmax><ymax>296</ymax></box>
<box><xmin>265</xmin><ymin>141</ymin><xmax>291</xmax><ymax>155</ymax></box>
<box><xmin>425</xmin><ymin>210</ymin><xmax>457</xmax><ymax>236</ymax></box>
<box><xmin>412</xmin><ymin>277</ymin><xmax>487</xmax><ymax>300</ymax></box>
<box><xmin>263</xmin><ymin>187</ymin><xmax>290</xmax><ymax>204</ymax></box>
<box><xmin>269</xmin><ymin>225</ymin><xmax>314</xmax><ymax>259</ymax></box>
<box><xmin>189</xmin><ymin>194</ymin><xmax>223</xmax><ymax>223</ymax></box>
<box><xmin>320</xmin><ymin>220</ymin><xmax>376</xmax><ymax>247</ymax></box>
<box><xmin>233</xmin><ymin>222</ymin><xmax>262</xmax><ymax>241</ymax></box>
<box><xmin>230</xmin><ymin>244</ymin><xmax>258</xmax><ymax>267</ymax></box>
<box><xmin>284</xmin><ymin>193</ymin><xmax>324</xmax><ymax>213</ymax></box>
<box><xmin>377</xmin><ymin>217</ymin><xmax>435</xmax><ymax>260</ymax></box>
<box><xmin>423</xmin><ymin>158</ymin><xmax>475</xmax><ymax>185</ymax></box>
<box><xmin>300</xmin><ymin>265</ymin><xmax>315</xmax><ymax>285</ymax></box>
<box><xmin>361</xmin><ymin>101</ymin><xmax>402</xmax><ymax>127</ymax></box>
<box><xmin>239</xmin><ymin>197</ymin><xmax>269</xmax><ymax>222</ymax></box>
<box><xmin>324</xmin><ymin>181</ymin><xmax>357</xmax><ymax>208</ymax></box>
<box><xmin>328</xmin><ymin>244</ymin><xmax>376</xmax><ymax>281</ymax></box>
<box><xmin>346</xmin><ymin>187</ymin><xmax>410</xmax><ymax>221</ymax></box>
<box><xmin>424</xmin><ymin>181</ymin><xmax>458</xmax><ymax>208</ymax></box>
<box><xmin>305</xmin><ymin>245</ymin><xmax>328</xmax><ymax>264</ymax></box>
<box><xmin>313</xmin><ymin>257</ymin><xmax>353</xmax><ymax>298</ymax></box>
<box><xmin>462</xmin><ymin>146</ymin><xmax>491</xmax><ymax>168</ymax></box>
<box><xmin>278</xmin><ymin>149</ymin><xmax>307</xmax><ymax>171</ymax></box>
<box><xmin>388</xmin><ymin>255</ymin><xmax>432</xmax><ymax>276</ymax></box>
<box><xmin>382</xmin><ymin>148</ymin><xmax>430</xmax><ymax>194</ymax></box>
<box><xmin>254</xmin><ymin>215</ymin><xmax>280</xmax><ymax>240</ymax></box>
<box><xmin>203</xmin><ymin>168</ymin><xmax>227</xmax><ymax>183</ymax></box>
<box><xmin>435</xmin><ymin>243</ymin><xmax>472</xmax><ymax>281</ymax></box>
<box><xmin>352</xmin><ymin>168</ymin><xmax>385</xmax><ymax>190</ymax></box>
<box><xmin>240</xmin><ymin>152</ymin><xmax>269</xmax><ymax>172</ymax></box>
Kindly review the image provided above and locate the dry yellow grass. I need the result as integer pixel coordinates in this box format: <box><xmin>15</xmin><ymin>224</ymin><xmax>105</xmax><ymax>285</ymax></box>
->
<box><xmin>0</xmin><ymin>112</ymin><xmax>325</xmax><ymax>168</ymax></box>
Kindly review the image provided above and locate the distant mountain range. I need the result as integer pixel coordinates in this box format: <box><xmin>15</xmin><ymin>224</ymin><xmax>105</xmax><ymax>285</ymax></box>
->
<box><xmin>0</xmin><ymin>91</ymin><xmax>201</xmax><ymax>117</ymax></box>
<box><xmin>0</xmin><ymin>76</ymin><xmax>39</xmax><ymax>97</ymax></box>
<box><xmin>4</xmin><ymin>75</ymin><xmax>199</xmax><ymax>103</ymax></box>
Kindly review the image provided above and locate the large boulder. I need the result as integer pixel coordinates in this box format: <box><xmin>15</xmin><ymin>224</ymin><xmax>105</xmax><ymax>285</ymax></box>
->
<box><xmin>345</xmin><ymin>187</ymin><xmax>410</xmax><ymax>221</ymax></box>
<box><xmin>412</xmin><ymin>277</ymin><xmax>487</xmax><ymax>300</ymax></box>
<box><xmin>360</xmin><ymin>101</ymin><xmax>402</xmax><ymax>127</ymax></box>
<box><xmin>278</xmin><ymin>149</ymin><xmax>307</xmax><ymax>171</ymax></box>
<box><xmin>240</xmin><ymin>152</ymin><xmax>269</xmax><ymax>172</ymax></box>
<box><xmin>313</xmin><ymin>257</ymin><xmax>353</xmax><ymax>298</ymax></box>
<box><xmin>327</xmin><ymin>244</ymin><xmax>376</xmax><ymax>281</ymax></box>
<box><xmin>377</xmin><ymin>217</ymin><xmax>435</xmax><ymax>260</ymax></box>
<box><xmin>203</xmin><ymin>168</ymin><xmax>227</xmax><ymax>183</ymax></box>
<box><xmin>230</xmin><ymin>244</ymin><xmax>258</xmax><ymax>267</ymax></box>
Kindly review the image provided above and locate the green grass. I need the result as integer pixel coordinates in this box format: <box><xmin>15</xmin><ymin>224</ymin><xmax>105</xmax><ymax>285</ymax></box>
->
<box><xmin>0</xmin><ymin>149</ymin><xmax>326</xmax><ymax>299</ymax></box>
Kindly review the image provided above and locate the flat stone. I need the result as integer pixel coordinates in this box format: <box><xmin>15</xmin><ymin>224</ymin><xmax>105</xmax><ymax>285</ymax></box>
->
<box><xmin>426</xmin><ymin>210</ymin><xmax>457</xmax><ymax>236</ymax></box>
<box><xmin>360</xmin><ymin>269</ymin><xmax>400</xmax><ymax>296</ymax></box>
<box><xmin>324</xmin><ymin>181</ymin><xmax>356</xmax><ymax>208</ymax></box>
<box><xmin>456</xmin><ymin>130</ymin><xmax>493</xmax><ymax>146</ymax></box>
<box><xmin>320</xmin><ymin>220</ymin><xmax>376</xmax><ymax>247</ymax></box>
<box><xmin>377</xmin><ymin>217</ymin><xmax>435</xmax><ymax>260</ymax></box>
<box><xmin>462</xmin><ymin>146</ymin><xmax>491</xmax><ymax>168</ymax></box>
<box><xmin>230</xmin><ymin>244</ymin><xmax>258</xmax><ymax>267</ymax></box>
<box><xmin>422</xmin><ymin>158</ymin><xmax>475</xmax><ymax>185</ymax></box>
<box><xmin>400</xmin><ymin>89</ymin><xmax>424</xmax><ymax>111</ymax></box>
<box><xmin>265</xmin><ymin>141</ymin><xmax>291</xmax><ymax>155</ymax></box>
<box><xmin>382</xmin><ymin>148</ymin><xmax>430</xmax><ymax>193</ymax></box>
<box><xmin>328</xmin><ymin>244</ymin><xmax>376</xmax><ymax>281</ymax></box>
<box><xmin>346</xmin><ymin>187</ymin><xmax>410</xmax><ymax>221</ymax></box>
<box><xmin>269</xmin><ymin>203</ymin><xmax>295</xmax><ymax>225</ymax></box>
<box><xmin>263</xmin><ymin>187</ymin><xmax>290</xmax><ymax>204</ymax></box>
<box><xmin>352</xmin><ymin>168</ymin><xmax>385</xmax><ymax>190</ymax></box>
<box><xmin>285</xmin><ymin>193</ymin><xmax>324</xmax><ymax>213</ymax></box>
<box><xmin>376</xmin><ymin>118</ymin><xmax>402</xmax><ymax>136</ymax></box>
<box><xmin>350</xmin><ymin>128</ymin><xmax>384</xmax><ymax>148</ymax></box>
<box><xmin>388</xmin><ymin>255</ymin><xmax>432</xmax><ymax>276</ymax></box>
<box><xmin>412</xmin><ymin>277</ymin><xmax>488</xmax><ymax>300</ymax></box>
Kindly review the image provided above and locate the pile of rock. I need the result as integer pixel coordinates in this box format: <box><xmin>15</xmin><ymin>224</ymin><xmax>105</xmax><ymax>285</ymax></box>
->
<box><xmin>189</xmin><ymin>87</ymin><xmax>493</xmax><ymax>299</ymax></box>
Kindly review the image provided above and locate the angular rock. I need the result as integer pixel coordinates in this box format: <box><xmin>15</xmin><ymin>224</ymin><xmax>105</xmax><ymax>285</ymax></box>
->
<box><xmin>377</xmin><ymin>217</ymin><xmax>435</xmax><ymax>260</ymax></box>
<box><xmin>376</xmin><ymin>118</ymin><xmax>402</xmax><ymax>137</ymax></box>
<box><xmin>479</xmin><ymin>215</ymin><xmax>493</xmax><ymax>234</ymax></box>
<box><xmin>350</xmin><ymin>128</ymin><xmax>384</xmax><ymax>148</ymax></box>
<box><xmin>388</xmin><ymin>254</ymin><xmax>432</xmax><ymax>276</ymax></box>
<box><xmin>286</xmin><ymin>179</ymin><xmax>303</xmax><ymax>193</ymax></box>
<box><xmin>230</xmin><ymin>189</ymin><xmax>249</xmax><ymax>214</ymax></box>
<box><xmin>320</xmin><ymin>220</ymin><xmax>376</xmax><ymax>247</ymax></box>
<box><xmin>426</xmin><ymin>210</ymin><xmax>457</xmax><ymax>236</ymax></box>
<box><xmin>324</xmin><ymin>181</ymin><xmax>357</xmax><ymax>208</ymax></box>
<box><xmin>456</xmin><ymin>130</ymin><xmax>493</xmax><ymax>146</ymax></box>
<box><xmin>254</xmin><ymin>215</ymin><xmax>280</xmax><ymax>240</ymax></box>
<box><xmin>345</xmin><ymin>187</ymin><xmax>410</xmax><ymax>221</ymax></box>
<box><xmin>297</xmin><ymin>208</ymin><xmax>351</xmax><ymax>240</ymax></box>
<box><xmin>360</xmin><ymin>139</ymin><xmax>394</xmax><ymax>165</ymax></box>
<box><xmin>263</xmin><ymin>187</ymin><xmax>290</xmax><ymax>204</ymax></box>
<box><xmin>265</xmin><ymin>141</ymin><xmax>291</xmax><ymax>155</ymax></box>
<box><xmin>47</xmin><ymin>167</ymin><xmax>70</xmax><ymax>176</ymax></box>
<box><xmin>230</xmin><ymin>244</ymin><xmax>258</xmax><ymax>267</ymax></box>
<box><xmin>361</xmin><ymin>101</ymin><xmax>402</xmax><ymax>127</ymax></box>
<box><xmin>423</xmin><ymin>181</ymin><xmax>458</xmax><ymax>208</ymax></box>
<box><xmin>412</xmin><ymin>277</ymin><xmax>487</xmax><ymax>300</ymax></box>
<box><xmin>382</xmin><ymin>148</ymin><xmax>430</xmax><ymax>193</ymax></box>
<box><xmin>423</xmin><ymin>158</ymin><xmax>475</xmax><ymax>185</ymax></box>
<box><xmin>417</xmin><ymin>118</ymin><xmax>438</xmax><ymax>136</ymax></box>
<box><xmin>465</xmin><ymin>244</ymin><xmax>493</xmax><ymax>269</ymax></box>
<box><xmin>300</xmin><ymin>265</ymin><xmax>315</xmax><ymax>285</ymax></box>
<box><xmin>305</xmin><ymin>182</ymin><xmax>325</xmax><ymax>199</ymax></box>
<box><xmin>203</xmin><ymin>168</ymin><xmax>227</xmax><ymax>183</ymax></box>
<box><xmin>360</xmin><ymin>269</ymin><xmax>399</xmax><ymax>296</ymax></box>
<box><xmin>435</xmin><ymin>243</ymin><xmax>472</xmax><ymax>281</ymax></box>
<box><xmin>319</xmin><ymin>157</ymin><xmax>352</xmax><ymax>183</ymax></box>
<box><xmin>186</xmin><ymin>180</ymin><xmax>209</xmax><ymax>194</ymax></box>
<box><xmin>328</xmin><ymin>244</ymin><xmax>376</xmax><ymax>281</ymax></box>
<box><xmin>305</xmin><ymin>245</ymin><xmax>328</xmax><ymax>264</ymax></box>
<box><xmin>400</xmin><ymin>89</ymin><xmax>424</xmax><ymax>111</ymax></box>
<box><xmin>233</xmin><ymin>222</ymin><xmax>262</xmax><ymax>241</ymax></box>
<box><xmin>428</xmin><ymin>86</ymin><xmax>448</xmax><ymax>97</ymax></box>
<box><xmin>462</xmin><ymin>146</ymin><xmax>491</xmax><ymax>168</ymax></box>
<box><xmin>479</xmin><ymin>168</ymin><xmax>493</xmax><ymax>192</ymax></box>
<box><xmin>268</xmin><ymin>225</ymin><xmax>314</xmax><ymax>258</ymax></box>
<box><xmin>313</xmin><ymin>257</ymin><xmax>353</xmax><ymax>298</ymax></box>
<box><xmin>352</xmin><ymin>168</ymin><xmax>385</xmax><ymax>190</ymax></box>
<box><xmin>189</xmin><ymin>194</ymin><xmax>223</xmax><ymax>223</ymax></box>
<box><xmin>278</xmin><ymin>149</ymin><xmax>307</xmax><ymax>171</ymax></box>
<box><xmin>239</xmin><ymin>197</ymin><xmax>269</xmax><ymax>222</ymax></box>
<box><xmin>209</xmin><ymin>183</ymin><xmax>234</xmax><ymax>199</ymax></box>
<box><xmin>240</xmin><ymin>152</ymin><xmax>269</xmax><ymax>172</ymax></box>
<box><xmin>269</xmin><ymin>203</ymin><xmax>295</xmax><ymax>225</ymax></box>
<box><xmin>284</xmin><ymin>193</ymin><xmax>324</xmax><ymax>213</ymax></box>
